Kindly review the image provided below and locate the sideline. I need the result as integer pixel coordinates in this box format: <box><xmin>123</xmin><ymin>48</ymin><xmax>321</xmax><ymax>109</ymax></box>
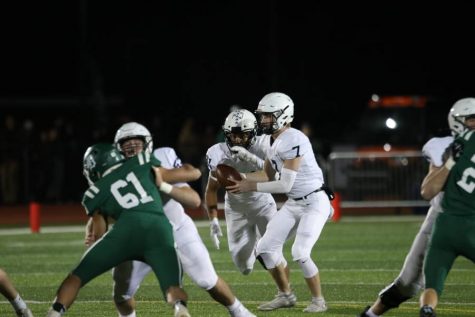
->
<box><xmin>0</xmin><ymin>216</ymin><xmax>426</xmax><ymax>236</ymax></box>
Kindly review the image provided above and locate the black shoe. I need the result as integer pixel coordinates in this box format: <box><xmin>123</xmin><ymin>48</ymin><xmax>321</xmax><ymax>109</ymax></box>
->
<box><xmin>420</xmin><ymin>305</ymin><xmax>436</xmax><ymax>317</ymax></box>
<box><xmin>357</xmin><ymin>306</ymin><xmax>371</xmax><ymax>317</ymax></box>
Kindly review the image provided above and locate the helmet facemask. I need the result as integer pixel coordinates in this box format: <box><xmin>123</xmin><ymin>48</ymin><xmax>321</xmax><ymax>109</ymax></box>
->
<box><xmin>222</xmin><ymin>109</ymin><xmax>258</xmax><ymax>150</ymax></box>
<box><xmin>114</xmin><ymin>122</ymin><xmax>153</xmax><ymax>156</ymax></box>
<box><xmin>118</xmin><ymin>137</ymin><xmax>148</xmax><ymax>158</ymax></box>
<box><xmin>448</xmin><ymin>98</ymin><xmax>475</xmax><ymax>136</ymax></box>
<box><xmin>255</xmin><ymin>92</ymin><xmax>294</xmax><ymax>135</ymax></box>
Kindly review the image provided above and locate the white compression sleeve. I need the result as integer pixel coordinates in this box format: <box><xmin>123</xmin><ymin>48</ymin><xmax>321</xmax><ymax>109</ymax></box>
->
<box><xmin>256</xmin><ymin>167</ymin><xmax>297</xmax><ymax>193</ymax></box>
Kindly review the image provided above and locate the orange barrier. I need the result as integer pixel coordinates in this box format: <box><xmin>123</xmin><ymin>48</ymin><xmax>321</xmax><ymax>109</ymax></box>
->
<box><xmin>29</xmin><ymin>202</ymin><xmax>41</xmax><ymax>233</ymax></box>
<box><xmin>331</xmin><ymin>192</ymin><xmax>341</xmax><ymax>222</ymax></box>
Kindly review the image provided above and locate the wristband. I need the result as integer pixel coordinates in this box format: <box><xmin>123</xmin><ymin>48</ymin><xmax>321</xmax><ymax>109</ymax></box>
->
<box><xmin>444</xmin><ymin>157</ymin><xmax>455</xmax><ymax>170</ymax></box>
<box><xmin>159</xmin><ymin>182</ymin><xmax>173</xmax><ymax>194</ymax></box>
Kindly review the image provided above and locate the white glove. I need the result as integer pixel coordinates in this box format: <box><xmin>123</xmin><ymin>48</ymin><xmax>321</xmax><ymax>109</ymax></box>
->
<box><xmin>230</xmin><ymin>146</ymin><xmax>263</xmax><ymax>168</ymax></box>
<box><xmin>210</xmin><ymin>217</ymin><xmax>223</xmax><ymax>249</ymax></box>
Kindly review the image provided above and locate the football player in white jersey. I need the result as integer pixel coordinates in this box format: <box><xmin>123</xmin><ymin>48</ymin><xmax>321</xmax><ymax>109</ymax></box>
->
<box><xmin>227</xmin><ymin>92</ymin><xmax>332</xmax><ymax>313</ymax></box>
<box><xmin>205</xmin><ymin>109</ymin><xmax>283</xmax><ymax>275</ymax></box>
<box><xmin>86</xmin><ymin>122</ymin><xmax>256</xmax><ymax>317</ymax></box>
<box><xmin>358</xmin><ymin>97</ymin><xmax>475</xmax><ymax>317</ymax></box>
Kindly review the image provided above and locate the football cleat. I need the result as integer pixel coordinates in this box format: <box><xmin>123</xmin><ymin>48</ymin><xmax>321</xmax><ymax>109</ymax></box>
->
<box><xmin>303</xmin><ymin>298</ymin><xmax>327</xmax><ymax>313</ymax></box>
<box><xmin>46</xmin><ymin>309</ymin><xmax>61</xmax><ymax>317</ymax></box>
<box><xmin>420</xmin><ymin>305</ymin><xmax>436</xmax><ymax>317</ymax></box>
<box><xmin>357</xmin><ymin>306</ymin><xmax>371</xmax><ymax>317</ymax></box>
<box><xmin>258</xmin><ymin>291</ymin><xmax>297</xmax><ymax>311</ymax></box>
<box><xmin>174</xmin><ymin>302</ymin><xmax>191</xmax><ymax>317</ymax></box>
<box><xmin>16</xmin><ymin>308</ymin><xmax>34</xmax><ymax>317</ymax></box>
<box><xmin>229</xmin><ymin>305</ymin><xmax>257</xmax><ymax>317</ymax></box>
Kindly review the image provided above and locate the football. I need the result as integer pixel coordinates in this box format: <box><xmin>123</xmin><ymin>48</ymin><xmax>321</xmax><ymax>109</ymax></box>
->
<box><xmin>216</xmin><ymin>164</ymin><xmax>242</xmax><ymax>187</ymax></box>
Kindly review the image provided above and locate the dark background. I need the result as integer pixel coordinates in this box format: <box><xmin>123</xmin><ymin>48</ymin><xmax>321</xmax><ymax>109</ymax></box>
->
<box><xmin>1</xmin><ymin>2</ymin><xmax>474</xmax><ymax>203</ymax></box>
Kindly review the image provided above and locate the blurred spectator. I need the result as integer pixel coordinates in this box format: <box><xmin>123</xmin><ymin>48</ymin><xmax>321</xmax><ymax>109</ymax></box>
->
<box><xmin>0</xmin><ymin>115</ymin><xmax>20</xmax><ymax>204</ymax></box>
<box><xmin>300</xmin><ymin>121</ymin><xmax>330</xmax><ymax>179</ymax></box>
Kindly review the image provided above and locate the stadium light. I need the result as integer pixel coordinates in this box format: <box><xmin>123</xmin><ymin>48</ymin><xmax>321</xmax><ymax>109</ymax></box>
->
<box><xmin>385</xmin><ymin>117</ymin><xmax>397</xmax><ymax>129</ymax></box>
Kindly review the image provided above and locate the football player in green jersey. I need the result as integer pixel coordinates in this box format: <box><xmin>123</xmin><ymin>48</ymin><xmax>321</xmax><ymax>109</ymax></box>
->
<box><xmin>47</xmin><ymin>143</ymin><xmax>197</xmax><ymax>317</ymax></box>
<box><xmin>419</xmin><ymin>99</ymin><xmax>475</xmax><ymax>317</ymax></box>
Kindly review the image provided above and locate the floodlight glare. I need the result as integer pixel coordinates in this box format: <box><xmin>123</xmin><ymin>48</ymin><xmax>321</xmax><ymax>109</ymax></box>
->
<box><xmin>385</xmin><ymin>117</ymin><xmax>397</xmax><ymax>129</ymax></box>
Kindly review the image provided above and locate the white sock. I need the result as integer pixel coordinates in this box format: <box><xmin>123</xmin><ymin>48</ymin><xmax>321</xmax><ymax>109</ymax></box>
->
<box><xmin>312</xmin><ymin>296</ymin><xmax>324</xmax><ymax>302</ymax></box>
<box><xmin>119</xmin><ymin>311</ymin><xmax>136</xmax><ymax>317</ymax></box>
<box><xmin>227</xmin><ymin>297</ymin><xmax>242</xmax><ymax>312</ymax></box>
<box><xmin>10</xmin><ymin>294</ymin><xmax>27</xmax><ymax>311</ymax></box>
<box><xmin>366</xmin><ymin>308</ymin><xmax>379</xmax><ymax>317</ymax></box>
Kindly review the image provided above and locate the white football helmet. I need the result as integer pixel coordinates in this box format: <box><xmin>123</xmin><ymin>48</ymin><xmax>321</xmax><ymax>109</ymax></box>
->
<box><xmin>448</xmin><ymin>98</ymin><xmax>475</xmax><ymax>136</ymax></box>
<box><xmin>222</xmin><ymin>109</ymin><xmax>257</xmax><ymax>149</ymax></box>
<box><xmin>114</xmin><ymin>122</ymin><xmax>153</xmax><ymax>154</ymax></box>
<box><xmin>255</xmin><ymin>92</ymin><xmax>294</xmax><ymax>134</ymax></box>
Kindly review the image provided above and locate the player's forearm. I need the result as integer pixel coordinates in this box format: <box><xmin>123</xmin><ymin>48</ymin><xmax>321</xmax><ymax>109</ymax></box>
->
<box><xmin>91</xmin><ymin>213</ymin><xmax>107</xmax><ymax>240</ymax></box>
<box><xmin>242</xmin><ymin>170</ymin><xmax>269</xmax><ymax>182</ymax></box>
<box><xmin>205</xmin><ymin>188</ymin><xmax>219</xmax><ymax>219</ymax></box>
<box><xmin>167</xmin><ymin>186</ymin><xmax>201</xmax><ymax>208</ymax></box>
<box><xmin>420</xmin><ymin>166</ymin><xmax>449</xmax><ymax>200</ymax></box>
<box><xmin>161</xmin><ymin>165</ymin><xmax>201</xmax><ymax>183</ymax></box>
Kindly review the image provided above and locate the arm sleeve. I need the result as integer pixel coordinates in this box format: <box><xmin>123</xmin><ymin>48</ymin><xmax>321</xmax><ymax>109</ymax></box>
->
<box><xmin>256</xmin><ymin>167</ymin><xmax>297</xmax><ymax>193</ymax></box>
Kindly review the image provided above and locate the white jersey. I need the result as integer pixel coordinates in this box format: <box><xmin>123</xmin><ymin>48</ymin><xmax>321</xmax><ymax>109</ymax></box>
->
<box><xmin>153</xmin><ymin>147</ymin><xmax>188</xmax><ymax>230</ymax></box>
<box><xmin>266</xmin><ymin>128</ymin><xmax>324</xmax><ymax>199</ymax></box>
<box><xmin>421</xmin><ymin>136</ymin><xmax>453</xmax><ymax>209</ymax></box>
<box><xmin>206</xmin><ymin>135</ymin><xmax>274</xmax><ymax>207</ymax></box>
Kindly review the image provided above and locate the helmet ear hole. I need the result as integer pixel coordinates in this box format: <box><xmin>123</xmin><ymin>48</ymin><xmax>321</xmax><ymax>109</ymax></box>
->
<box><xmin>83</xmin><ymin>143</ymin><xmax>125</xmax><ymax>184</ymax></box>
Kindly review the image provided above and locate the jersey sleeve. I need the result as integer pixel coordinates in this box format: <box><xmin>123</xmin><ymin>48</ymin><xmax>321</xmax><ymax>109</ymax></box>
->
<box><xmin>154</xmin><ymin>147</ymin><xmax>188</xmax><ymax>187</ymax></box>
<box><xmin>153</xmin><ymin>147</ymin><xmax>183</xmax><ymax>169</ymax></box>
<box><xmin>422</xmin><ymin>136</ymin><xmax>453</xmax><ymax>167</ymax></box>
<box><xmin>81</xmin><ymin>185</ymin><xmax>101</xmax><ymax>216</ymax></box>
<box><xmin>206</xmin><ymin>145</ymin><xmax>221</xmax><ymax>172</ymax></box>
<box><xmin>149</xmin><ymin>153</ymin><xmax>162</xmax><ymax>167</ymax></box>
<box><xmin>278</xmin><ymin>132</ymin><xmax>311</xmax><ymax>161</ymax></box>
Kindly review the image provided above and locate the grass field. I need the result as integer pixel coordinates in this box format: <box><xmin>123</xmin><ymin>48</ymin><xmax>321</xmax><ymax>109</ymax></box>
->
<box><xmin>0</xmin><ymin>216</ymin><xmax>474</xmax><ymax>316</ymax></box>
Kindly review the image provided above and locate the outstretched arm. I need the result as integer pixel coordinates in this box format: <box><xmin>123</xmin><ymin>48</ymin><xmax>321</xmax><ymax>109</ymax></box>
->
<box><xmin>153</xmin><ymin>167</ymin><xmax>201</xmax><ymax>208</ymax></box>
<box><xmin>160</xmin><ymin>164</ymin><xmax>201</xmax><ymax>184</ymax></box>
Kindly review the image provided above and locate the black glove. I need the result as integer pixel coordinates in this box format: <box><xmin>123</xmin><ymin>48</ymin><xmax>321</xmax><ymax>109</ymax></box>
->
<box><xmin>451</xmin><ymin>139</ymin><xmax>464</xmax><ymax>161</ymax></box>
<box><xmin>321</xmin><ymin>185</ymin><xmax>335</xmax><ymax>201</ymax></box>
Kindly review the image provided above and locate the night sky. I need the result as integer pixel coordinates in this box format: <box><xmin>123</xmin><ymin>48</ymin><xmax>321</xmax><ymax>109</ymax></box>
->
<box><xmin>3</xmin><ymin>2</ymin><xmax>475</xmax><ymax>147</ymax></box>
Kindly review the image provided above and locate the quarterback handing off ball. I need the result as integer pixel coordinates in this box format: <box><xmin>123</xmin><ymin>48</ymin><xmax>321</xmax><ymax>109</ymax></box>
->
<box><xmin>216</xmin><ymin>164</ymin><xmax>242</xmax><ymax>187</ymax></box>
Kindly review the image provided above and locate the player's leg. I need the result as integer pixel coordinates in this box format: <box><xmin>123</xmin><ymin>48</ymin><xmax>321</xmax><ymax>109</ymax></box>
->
<box><xmin>112</xmin><ymin>260</ymin><xmax>152</xmax><ymax>317</ymax></box>
<box><xmin>256</xmin><ymin>203</ymin><xmax>297</xmax><ymax>311</ymax></box>
<box><xmin>0</xmin><ymin>268</ymin><xmax>33</xmax><ymax>317</ymax></box>
<box><xmin>225</xmin><ymin>208</ymin><xmax>257</xmax><ymax>274</ymax></box>
<box><xmin>361</xmin><ymin>206</ymin><xmax>440</xmax><ymax>317</ymax></box>
<box><xmin>420</xmin><ymin>214</ymin><xmax>458</xmax><ymax>317</ymax></box>
<box><xmin>290</xmin><ymin>194</ymin><xmax>330</xmax><ymax>312</ymax></box>
<box><xmin>144</xmin><ymin>218</ymin><xmax>190</xmax><ymax>317</ymax></box>
<box><xmin>48</xmin><ymin>227</ymin><xmax>132</xmax><ymax>316</ymax></box>
<box><xmin>176</xmin><ymin>216</ymin><xmax>255</xmax><ymax>316</ymax></box>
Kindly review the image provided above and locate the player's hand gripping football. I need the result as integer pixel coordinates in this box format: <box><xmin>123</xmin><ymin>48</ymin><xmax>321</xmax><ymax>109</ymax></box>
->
<box><xmin>225</xmin><ymin>178</ymin><xmax>255</xmax><ymax>194</ymax></box>
<box><xmin>210</xmin><ymin>217</ymin><xmax>223</xmax><ymax>249</ymax></box>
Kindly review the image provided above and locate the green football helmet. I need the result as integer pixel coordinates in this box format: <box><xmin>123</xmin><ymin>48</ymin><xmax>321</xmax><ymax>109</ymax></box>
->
<box><xmin>83</xmin><ymin>143</ymin><xmax>125</xmax><ymax>185</ymax></box>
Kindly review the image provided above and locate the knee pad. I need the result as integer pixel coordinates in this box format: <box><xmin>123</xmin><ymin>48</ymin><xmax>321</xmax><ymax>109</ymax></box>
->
<box><xmin>291</xmin><ymin>243</ymin><xmax>311</xmax><ymax>262</ymax></box>
<box><xmin>194</xmin><ymin>275</ymin><xmax>218</xmax><ymax>291</ymax></box>
<box><xmin>379</xmin><ymin>283</ymin><xmax>411</xmax><ymax>309</ymax></box>
<box><xmin>256</xmin><ymin>252</ymin><xmax>280</xmax><ymax>269</ymax></box>
<box><xmin>297</xmin><ymin>258</ymin><xmax>318</xmax><ymax>278</ymax></box>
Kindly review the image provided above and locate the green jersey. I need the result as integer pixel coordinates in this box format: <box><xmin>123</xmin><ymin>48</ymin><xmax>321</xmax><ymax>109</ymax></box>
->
<box><xmin>82</xmin><ymin>152</ymin><xmax>164</xmax><ymax>219</ymax></box>
<box><xmin>441</xmin><ymin>130</ymin><xmax>475</xmax><ymax>216</ymax></box>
